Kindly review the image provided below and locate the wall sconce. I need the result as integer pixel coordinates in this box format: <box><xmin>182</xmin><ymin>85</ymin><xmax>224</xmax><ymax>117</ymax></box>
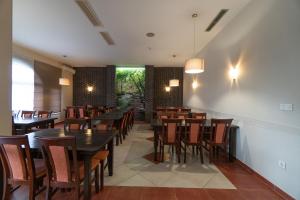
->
<box><xmin>229</xmin><ymin>67</ymin><xmax>239</xmax><ymax>80</ymax></box>
<box><xmin>59</xmin><ymin>78</ymin><xmax>70</xmax><ymax>86</ymax></box>
<box><xmin>192</xmin><ymin>80</ymin><xmax>199</xmax><ymax>89</ymax></box>
<box><xmin>87</xmin><ymin>86</ymin><xmax>94</xmax><ymax>92</ymax></box>
<box><xmin>165</xmin><ymin>86</ymin><xmax>171</xmax><ymax>92</ymax></box>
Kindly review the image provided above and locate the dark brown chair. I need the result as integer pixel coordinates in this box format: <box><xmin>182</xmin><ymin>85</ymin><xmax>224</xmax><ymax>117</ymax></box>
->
<box><xmin>78</xmin><ymin>106</ymin><xmax>88</xmax><ymax>119</ymax></box>
<box><xmin>183</xmin><ymin>119</ymin><xmax>206</xmax><ymax>163</ymax></box>
<box><xmin>175</xmin><ymin>112</ymin><xmax>189</xmax><ymax>119</ymax></box>
<box><xmin>192</xmin><ymin>112</ymin><xmax>207</xmax><ymax>120</ymax></box>
<box><xmin>21</xmin><ymin>110</ymin><xmax>35</xmax><ymax>119</ymax></box>
<box><xmin>37</xmin><ymin>111</ymin><xmax>52</xmax><ymax>119</ymax></box>
<box><xmin>65</xmin><ymin>107</ymin><xmax>76</xmax><ymax>119</ymax></box>
<box><xmin>202</xmin><ymin>119</ymin><xmax>233</xmax><ymax>163</ymax></box>
<box><xmin>159</xmin><ymin>118</ymin><xmax>182</xmax><ymax>163</ymax></box>
<box><xmin>95</xmin><ymin>120</ymin><xmax>114</xmax><ymax>131</ymax></box>
<box><xmin>179</xmin><ymin>108</ymin><xmax>191</xmax><ymax>112</ymax></box>
<box><xmin>0</xmin><ymin>135</ymin><xmax>46</xmax><ymax>200</ymax></box>
<box><xmin>64</xmin><ymin>119</ymin><xmax>87</xmax><ymax>132</ymax></box>
<box><xmin>38</xmin><ymin>136</ymin><xmax>100</xmax><ymax>200</ymax></box>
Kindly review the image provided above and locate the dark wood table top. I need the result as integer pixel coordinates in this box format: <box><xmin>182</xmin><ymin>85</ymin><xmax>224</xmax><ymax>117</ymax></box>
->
<box><xmin>14</xmin><ymin>117</ymin><xmax>57</xmax><ymax>125</ymax></box>
<box><xmin>27</xmin><ymin>129</ymin><xmax>116</xmax><ymax>154</ymax></box>
<box><xmin>151</xmin><ymin>119</ymin><xmax>239</xmax><ymax>129</ymax></box>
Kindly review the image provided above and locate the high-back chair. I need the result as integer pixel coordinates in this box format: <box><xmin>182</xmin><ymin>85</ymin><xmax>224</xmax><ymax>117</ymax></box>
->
<box><xmin>95</xmin><ymin>120</ymin><xmax>114</xmax><ymax>131</ymax></box>
<box><xmin>65</xmin><ymin>107</ymin><xmax>76</xmax><ymax>119</ymax></box>
<box><xmin>37</xmin><ymin>111</ymin><xmax>52</xmax><ymax>119</ymax></box>
<box><xmin>175</xmin><ymin>112</ymin><xmax>189</xmax><ymax>120</ymax></box>
<box><xmin>159</xmin><ymin>118</ymin><xmax>182</xmax><ymax>162</ymax></box>
<box><xmin>0</xmin><ymin>135</ymin><xmax>46</xmax><ymax>200</ymax></box>
<box><xmin>64</xmin><ymin>119</ymin><xmax>87</xmax><ymax>132</ymax></box>
<box><xmin>178</xmin><ymin>108</ymin><xmax>191</xmax><ymax>112</ymax></box>
<box><xmin>202</xmin><ymin>119</ymin><xmax>233</xmax><ymax>163</ymax></box>
<box><xmin>157</xmin><ymin>111</ymin><xmax>170</xmax><ymax>120</ymax></box>
<box><xmin>77</xmin><ymin>106</ymin><xmax>87</xmax><ymax>119</ymax></box>
<box><xmin>21</xmin><ymin>110</ymin><xmax>35</xmax><ymax>119</ymax></box>
<box><xmin>183</xmin><ymin>118</ymin><xmax>206</xmax><ymax>163</ymax></box>
<box><xmin>38</xmin><ymin>136</ymin><xmax>100</xmax><ymax>199</ymax></box>
<box><xmin>192</xmin><ymin>112</ymin><xmax>207</xmax><ymax>120</ymax></box>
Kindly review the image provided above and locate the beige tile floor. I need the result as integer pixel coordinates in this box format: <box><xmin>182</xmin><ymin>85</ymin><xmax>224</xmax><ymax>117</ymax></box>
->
<box><xmin>104</xmin><ymin>124</ymin><xmax>236</xmax><ymax>189</ymax></box>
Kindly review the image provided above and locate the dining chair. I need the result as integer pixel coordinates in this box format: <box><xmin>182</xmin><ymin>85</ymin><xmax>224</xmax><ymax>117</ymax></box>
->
<box><xmin>202</xmin><ymin>119</ymin><xmax>233</xmax><ymax>163</ymax></box>
<box><xmin>21</xmin><ymin>110</ymin><xmax>35</xmax><ymax>119</ymax></box>
<box><xmin>65</xmin><ymin>106</ymin><xmax>76</xmax><ymax>119</ymax></box>
<box><xmin>0</xmin><ymin>135</ymin><xmax>46</xmax><ymax>200</ymax></box>
<box><xmin>183</xmin><ymin>118</ymin><xmax>206</xmax><ymax>163</ymax></box>
<box><xmin>78</xmin><ymin>106</ymin><xmax>88</xmax><ymax>119</ymax></box>
<box><xmin>95</xmin><ymin>120</ymin><xmax>114</xmax><ymax>131</ymax></box>
<box><xmin>159</xmin><ymin>118</ymin><xmax>182</xmax><ymax>163</ymax></box>
<box><xmin>179</xmin><ymin>108</ymin><xmax>191</xmax><ymax>112</ymax></box>
<box><xmin>175</xmin><ymin>112</ymin><xmax>189</xmax><ymax>119</ymax></box>
<box><xmin>192</xmin><ymin>112</ymin><xmax>207</xmax><ymax>120</ymax></box>
<box><xmin>37</xmin><ymin>111</ymin><xmax>52</xmax><ymax>119</ymax></box>
<box><xmin>38</xmin><ymin>136</ymin><xmax>100</xmax><ymax>200</ymax></box>
<box><xmin>157</xmin><ymin>111</ymin><xmax>169</xmax><ymax>120</ymax></box>
<box><xmin>64</xmin><ymin>119</ymin><xmax>87</xmax><ymax>132</ymax></box>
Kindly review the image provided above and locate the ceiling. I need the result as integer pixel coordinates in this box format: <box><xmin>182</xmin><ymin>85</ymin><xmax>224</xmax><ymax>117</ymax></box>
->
<box><xmin>13</xmin><ymin>0</ymin><xmax>250</xmax><ymax>67</ymax></box>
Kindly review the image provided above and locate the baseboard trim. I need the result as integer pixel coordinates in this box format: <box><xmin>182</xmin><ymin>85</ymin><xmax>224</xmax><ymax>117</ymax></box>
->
<box><xmin>234</xmin><ymin>159</ymin><xmax>295</xmax><ymax>200</ymax></box>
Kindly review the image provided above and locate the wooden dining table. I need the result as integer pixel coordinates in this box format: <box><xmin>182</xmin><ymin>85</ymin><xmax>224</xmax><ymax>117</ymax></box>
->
<box><xmin>27</xmin><ymin>128</ymin><xmax>116</xmax><ymax>200</ymax></box>
<box><xmin>13</xmin><ymin>117</ymin><xmax>57</xmax><ymax>134</ymax></box>
<box><xmin>151</xmin><ymin>119</ymin><xmax>239</xmax><ymax>162</ymax></box>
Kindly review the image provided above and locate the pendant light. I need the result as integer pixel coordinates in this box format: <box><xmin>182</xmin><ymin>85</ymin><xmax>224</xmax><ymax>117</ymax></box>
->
<box><xmin>169</xmin><ymin>54</ymin><xmax>179</xmax><ymax>87</ymax></box>
<box><xmin>185</xmin><ymin>13</ymin><xmax>205</xmax><ymax>74</ymax></box>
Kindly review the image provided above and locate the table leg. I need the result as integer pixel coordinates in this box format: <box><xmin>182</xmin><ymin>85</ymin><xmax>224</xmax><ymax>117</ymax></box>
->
<box><xmin>50</xmin><ymin>120</ymin><xmax>55</xmax><ymax>128</ymax></box>
<box><xmin>154</xmin><ymin>127</ymin><xmax>158</xmax><ymax>161</ymax></box>
<box><xmin>83</xmin><ymin>155</ymin><xmax>92</xmax><ymax>200</ymax></box>
<box><xmin>228</xmin><ymin>128</ymin><xmax>236</xmax><ymax>162</ymax></box>
<box><xmin>108</xmin><ymin>138</ymin><xmax>114</xmax><ymax>176</ymax></box>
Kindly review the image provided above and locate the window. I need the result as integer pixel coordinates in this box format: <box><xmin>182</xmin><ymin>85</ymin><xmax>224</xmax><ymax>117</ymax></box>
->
<box><xmin>12</xmin><ymin>57</ymin><xmax>34</xmax><ymax>111</ymax></box>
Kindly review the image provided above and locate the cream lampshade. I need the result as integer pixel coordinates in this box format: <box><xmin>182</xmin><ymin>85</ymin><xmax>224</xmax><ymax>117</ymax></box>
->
<box><xmin>59</xmin><ymin>78</ymin><xmax>70</xmax><ymax>86</ymax></box>
<box><xmin>185</xmin><ymin>58</ymin><xmax>204</xmax><ymax>74</ymax></box>
<box><xmin>169</xmin><ymin>79</ymin><xmax>179</xmax><ymax>87</ymax></box>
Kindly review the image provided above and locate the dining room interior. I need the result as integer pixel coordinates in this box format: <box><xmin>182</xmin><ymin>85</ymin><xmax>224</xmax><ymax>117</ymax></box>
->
<box><xmin>0</xmin><ymin>0</ymin><xmax>300</xmax><ymax>200</ymax></box>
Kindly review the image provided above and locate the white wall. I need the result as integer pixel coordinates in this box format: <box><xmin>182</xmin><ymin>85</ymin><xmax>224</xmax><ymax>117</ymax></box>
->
<box><xmin>183</xmin><ymin>0</ymin><xmax>300</xmax><ymax>198</ymax></box>
<box><xmin>0</xmin><ymin>0</ymin><xmax>12</xmax><ymax>136</ymax></box>
<box><xmin>60</xmin><ymin>69</ymin><xmax>74</xmax><ymax>121</ymax></box>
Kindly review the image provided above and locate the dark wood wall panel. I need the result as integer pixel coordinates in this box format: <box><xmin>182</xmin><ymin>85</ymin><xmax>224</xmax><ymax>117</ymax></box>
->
<box><xmin>34</xmin><ymin>61</ymin><xmax>61</xmax><ymax>112</ymax></box>
<box><xmin>73</xmin><ymin>67</ymin><xmax>106</xmax><ymax>106</ymax></box>
<box><xmin>106</xmin><ymin>65</ymin><xmax>116</xmax><ymax>107</ymax></box>
<box><xmin>145</xmin><ymin>65</ymin><xmax>154</xmax><ymax>122</ymax></box>
<box><xmin>154</xmin><ymin>67</ymin><xmax>183</xmax><ymax>108</ymax></box>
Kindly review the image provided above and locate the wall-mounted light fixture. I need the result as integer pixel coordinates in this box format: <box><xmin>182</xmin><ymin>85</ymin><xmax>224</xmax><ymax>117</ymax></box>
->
<box><xmin>169</xmin><ymin>79</ymin><xmax>179</xmax><ymax>87</ymax></box>
<box><xmin>87</xmin><ymin>86</ymin><xmax>94</xmax><ymax>92</ymax></box>
<box><xmin>229</xmin><ymin>67</ymin><xmax>239</xmax><ymax>80</ymax></box>
<box><xmin>59</xmin><ymin>78</ymin><xmax>70</xmax><ymax>86</ymax></box>
<box><xmin>165</xmin><ymin>86</ymin><xmax>171</xmax><ymax>92</ymax></box>
<box><xmin>192</xmin><ymin>79</ymin><xmax>199</xmax><ymax>89</ymax></box>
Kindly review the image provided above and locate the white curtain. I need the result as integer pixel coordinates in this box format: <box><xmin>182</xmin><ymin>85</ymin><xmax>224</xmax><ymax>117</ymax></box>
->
<box><xmin>12</xmin><ymin>57</ymin><xmax>34</xmax><ymax>111</ymax></box>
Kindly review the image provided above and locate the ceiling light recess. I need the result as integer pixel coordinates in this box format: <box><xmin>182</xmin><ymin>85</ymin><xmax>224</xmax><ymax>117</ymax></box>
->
<box><xmin>75</xmin><ymin>0</ymin><xmax>102</xmax><ymax>26</ymax></box>
<box><xmin>146</xmin><ymin>32</ymin><xmax>155</xmax><ymax>37</ymax></box>
<box><xmin>206</xmin><ymin>9</ymin><xmax>229</xmax><ymax>32</ymax></box>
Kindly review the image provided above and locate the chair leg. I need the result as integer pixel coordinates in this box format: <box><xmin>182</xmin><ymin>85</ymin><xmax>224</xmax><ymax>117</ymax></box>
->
<box><xmin>199</xmin><ymin>146</ymin><xmax>204</xmax><ymax>164</ymax></box>
<box><xmin>184</xmin><ymin>143</ymin><xmax>187</xmax><ymax>163</ymax></box>
<box><xmin>45</xmin><ymin>184</ymin><xmax>52</xmax><ymax>200</ymax></box>
<box><xmin>29</xmin><ymin>182</ymin><xmax>35</xmax><ymax>200</ymax></box>
<box><xmin>100</xmin><ymin>160</ymin><xmax>104</xmax><ymax>191</ymax></box>
<box><xmin>75</xmin><ymin>185</ymin><xmax>80</xmax><ymax>200</ymax></box>
<box><xmin>95</xmin><ymin>165</ymin><xmax>100</xmax><ymax>193</ymax></box>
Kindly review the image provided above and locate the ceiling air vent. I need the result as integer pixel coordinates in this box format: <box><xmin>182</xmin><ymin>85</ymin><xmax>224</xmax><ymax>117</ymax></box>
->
<box><xmin>205</xmin><ymin>9</ymin><xmax>229</xmax><ymax>32</ymax></box>
<box><xmin>75</xmin><ymin>0</ymin><xmax>102</xmax><ymax>26</ymax></box>
<box><xmin>100</xmin><ymin>32</ymin><xmax>115</xmax><ymax>45</ymax></box>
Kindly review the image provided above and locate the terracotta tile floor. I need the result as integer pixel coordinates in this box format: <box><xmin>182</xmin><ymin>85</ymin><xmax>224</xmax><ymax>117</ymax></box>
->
<box><xmin>8</xmin><ymin>123</ymin><xmax>290</xmax><ymax>200</ymax></box>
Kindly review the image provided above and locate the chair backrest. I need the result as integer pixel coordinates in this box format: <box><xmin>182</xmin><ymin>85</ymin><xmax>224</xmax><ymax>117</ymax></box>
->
<box><xmin>211</xmin><ymin>119</ymin><xmax>233</xmax><ymax>144</ymax></box>
<box><xmin>178</xmin><ymin>108</ymin><xmax>191</xmax><ymax>112</ymax></box>
<box><xmin>64</xmin><ymin>119</ymin><xmax>87</xmax><ymax>132</ymax></box>
<box><xmin>157</xmin><ymin>111</ymin><xmax>169</xmax><ymax>120</ymax></box>
<box><xmin>0</xmin><ymin>135</ymin><xmax>35</xmax><ymax>182</ymax></box>
<box><xmin>38</xmin><ymin>136</ymin><xmax>79</xmax><ymax>183</ymax></box>
<box><xmin>95</xmin><ymin>120</ymin><xmax>114</xmax><ymax>131</ymax></box>
<box><xmin>161</xmin><ymin>118</ymin><xmax>182</xmax><ymax>143</ymax></box>
<box><xmin>21</xmin><ymin>111</ymin><xmax>35</xmax><ymax>119</ymax></box>
<box><xmin>66</xmin><ymin>107</ymin><xmax>76</xmax><ymax>119</ymax></box>
<box><xmin>37</xmin><ymin>111</ymin><xmax>52</xmax><ymax>119</ymax></box>
<box><xmin>78</xmin><ymin>106</ymin><xmax>86</xmax><ymax>118</ymax></box>
<box><xmin>192</xmin><ymin>112</ymin><xmax>207</xmax><ymax>120</ymax></box>
<box><xmin>175</xmin><ymin>112</ymin><xmax>189</xmax><ymax>119</ymax></box>
<box><xmin>184</xmin><ymin>118</ymin><xmax>205</xmax><ymax>143</ymax></box>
